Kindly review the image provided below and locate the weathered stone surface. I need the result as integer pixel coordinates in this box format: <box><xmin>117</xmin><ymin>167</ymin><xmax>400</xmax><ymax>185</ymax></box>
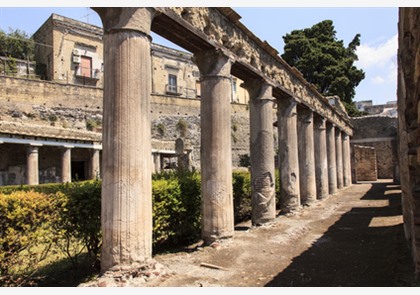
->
<box><xmin>26</xmin><ymin>145</ymin><xmax>39</xmax><ymax>185</ymax></box>
<box><xmin>98</xmin><ymin>8</ymin><xmax>154</xmax><ymax>273</ymax></box>
<box><xmin>159</xmin><ymin>7</ymin><xmax>352</xmax><ymax>135</ymax></box>
<box><xmin>277</xmin><ymin>97</ymin><xmax>300</xmax><ymax>213</ymax></box>
<box><xmin>245</xmin><ymin>80</ymin><xmax>276</xmax><ymax>225</ymax></box>
<box><xmin>194</xmin><ymin>49</ymin><xmax>235</xmax><ymax>243</ymax></box>
<box><xmin>342</xmin><ymin>134</ymin><xmax>352</xmax><ymax>187</ymax></box>
<box><xmin>314</xmin><ymin>115</ymin><xmax>329</xmax><ymax>199</ymax></box>
<box><xmin>353</xmin><ymin>145</ymin><xmax>377</xmax><ymax>181</ymax></box>
<box><xmin>61</xmin><ymin>147</ymin><xmax>71</xmax><ymax>183</ymax></box>
<box><xmin>297</xmin><ymin>106</ymin><xmax>317</xmax><ymax>205</ymax></box>
<box><xmin>351</xmin><ymin>116</ymin><xmax>398</xmax><ymax>180</ymax></box>
<box><xmin>398</xmin><ymin>7</ymin><xmax>420</xmax><ymax>279</ymax></box>
<box><xmin>335</xmin><ymin>129</ymin><xmax>344</xmax><ymax>189</ymax></box>
<box><xmin>326</xmin><ymin>123</ymin><xmax>337</xmax><ymax>195</ymax></box>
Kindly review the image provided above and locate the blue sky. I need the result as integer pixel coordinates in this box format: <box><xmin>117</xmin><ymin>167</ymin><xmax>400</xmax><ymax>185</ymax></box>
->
<box><xmin>0</xmin><ymin>5</ymin><xmax>400</xmax><ymax>105</ymax></box>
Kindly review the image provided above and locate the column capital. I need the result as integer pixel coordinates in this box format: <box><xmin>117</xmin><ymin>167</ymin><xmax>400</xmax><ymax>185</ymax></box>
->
<box><xmin>335</xmin><ymin>128</ymin><xmax>343</xmax><ymax>138</ymax></box>
<box><xmin>314</xmin><ymin>115</ymin><xmax>327</xmax><ymax>130</ymax></box>
<box><xmin>93</xmin><ymin>7</ymin><xmax>155</xmax><ymax>36</ymax></box>
<box><xmin>297</xmin><ymin>106</ymin><xmax>313</xmax><ymax>124</ymax></box>
<box><xmin>241</xmin><ymin>78</ymin><xmax>274</xmax><ymax>102</ymax></box>
<box><xmin>193</xmin><ymin>48</ymin><xmax>234</xmax><ymax>79</ymax></box>
<box><xmin>277</xmin><ymin>96</ymin><xmax>298</xmax><ymax>118</ymax></box>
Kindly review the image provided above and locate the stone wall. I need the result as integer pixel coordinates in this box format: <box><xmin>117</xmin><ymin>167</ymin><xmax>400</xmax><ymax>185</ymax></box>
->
<box><xmin>397</xmin><ymin>7</ymin><xmax>420</xmax><ymax>280</ymax></box>
<box><xmin>351</xmin><ymin>115</ymin><xmax>398</xmax><ymax>180</ymax></box>
<box><xmin>0</xmin><ymin>75</ymin><xmax>253</xmax><ymax>171</ymax></box>
<box><xmin>353</xmin><ymin>145</ymin><xmax>377</xmax><ymax>181</ymax></box>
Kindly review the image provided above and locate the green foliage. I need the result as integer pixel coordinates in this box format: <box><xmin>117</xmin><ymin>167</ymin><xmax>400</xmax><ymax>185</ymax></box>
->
<box><xmin>342</xmin><ymin>101</ymin><xmax>369</xmax><ymax>117</ymax></box>
<box><xmin>0</xmin><ymin>28</ymin><xmax>34</xmax><ymax>60</ymax></box>
<box><xmin>54</xmin><ymin>181</ymin><xmax>102</xmax><ymax>262</ymax></box>
<box><xmin>152</xmin><ymin>170</ymin><xmax>201</xmax><ymax>249</ymax></box>
<box><xmin>0</xmin><ymin>190</ymin><xmax>61</xmax><ymax>286</ymax></box>
<box><xmin>156</xmin><ymin>122</ymin><xmax>166</xmax><ymax>136</ymax></box>
<box><xmin>0</xmin><ymin>181</ymin><xmax>102</xmax><ymax>271</ymax></box>
<box><xmin>232</xmin><ymin>170</ymin><xmax>252</xmax><ymax>223</ymax></box>
<box><xmin>281</xmin><ymin>20</ymin><xmax>365</xmax><ymax>111</ymax></box>
<box><xmin>0</xmin><ymin>169</ymin><xmax>276</xmax><ymax>284</ymax></box>
<box><xmin>152</xmin><ymin>179</ymin><xmax>183</xmax><ymax>245</ymax></box>
<box><xmin>176</xmin><ymin>118</ymin><xmax>188</xmax><ymax>138</ymax></box>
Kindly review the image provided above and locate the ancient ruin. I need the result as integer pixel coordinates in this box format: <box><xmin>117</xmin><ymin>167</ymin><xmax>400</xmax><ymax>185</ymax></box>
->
<box><xmin>4</xmin><ymin>6</ymin><xmax>418</xmax><ymax>282</ymax></box>
<box><xmin>397</xmin><ymin>7</ymin><xmax>420</xmax><ymax>280</ymax></box>
<box><xmin>92</xmin><ymin>7</ymin><xmax>353</xmax><ymax>274</ymax></box>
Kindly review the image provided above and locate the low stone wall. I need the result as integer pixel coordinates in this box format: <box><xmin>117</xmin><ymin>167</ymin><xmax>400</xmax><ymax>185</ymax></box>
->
<box><xmin>353</xmin><ymin>145</ymin><xmax>377</xmax><ymax>181</ymax></box>
<box><xmin>351</xmin><ymin>115</ymin><xmax>398</xmax><ymax>180</ymax></box>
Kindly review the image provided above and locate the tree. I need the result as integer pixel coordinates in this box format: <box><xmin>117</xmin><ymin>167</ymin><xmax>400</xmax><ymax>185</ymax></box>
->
<box><xmin>281</xmin><ymin>20</ymin><xmax>365</xmax><ymax>116</ymax></box>
<box><xmin>0</xmin><ymin>28</ymin><xmax>34</xmax><ymax>60</ymax></box>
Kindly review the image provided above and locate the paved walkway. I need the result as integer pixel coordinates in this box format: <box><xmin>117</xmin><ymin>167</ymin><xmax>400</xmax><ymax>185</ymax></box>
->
<box><xmin>146</xmin><ymin>180</ymin><xmax>417</xmax><ymax>287</ymax></box>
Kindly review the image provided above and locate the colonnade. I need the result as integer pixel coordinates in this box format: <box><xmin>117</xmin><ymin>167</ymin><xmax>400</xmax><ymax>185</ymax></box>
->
<box><xmin>25</xmin><ymin>145</ymin><xmax>100</xmax><ymax>185</ymax></box>
<box><xmin>93</xmin><ymin>7</ymin><xmax>353</xmax><ymax>274</ymax></box>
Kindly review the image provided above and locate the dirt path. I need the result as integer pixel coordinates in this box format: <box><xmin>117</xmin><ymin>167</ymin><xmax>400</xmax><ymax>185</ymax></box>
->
<box><xmin>143</xmin><ymin>180</ymin><xmax>417</xmax><ymax>287</ymax></box>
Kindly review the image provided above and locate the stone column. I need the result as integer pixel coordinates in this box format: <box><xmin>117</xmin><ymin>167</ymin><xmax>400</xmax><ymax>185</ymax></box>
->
<box><xmin>326</xmin><ymin>122</ymin><xmax>337</xmax><ymax>195</ymax></box>
<box><xmin>335</xmin><ymin>128</ymin><xmax>344</xmax><ymax>190</ymax></box>
<box><xmin>342</xmin><ymin>133</ymin><xmax>352</xmax><ymax>187</ymax></box>
<box><xmin>297</xmin><ymin>106</ymin><xmax>317</xmax><ymax>206</ymax></box>
<box><xmin>194</xmin><ymin>49</ymin><xmax>234</xmax><ymax>243</ymax></box>
<box><xmin>61</xmin><ymin>147</ymin><xmax>72</xmax><ymax>183</ymax></box>
<box><xmin>244</xmin><ymin>79</ymin><xmax>276</xmax><ymax>225</ymax></box>
<box><xmin>314</xmin><ymin>116</ymin><xmax>329</xmax><ymax>199</ymax></box>
<box><xmin>26</xmin><ymin>145</ymin><xmax>40</xmax><ymax>185</ymax></box>
<box><xmin>277</xmin><ymin>96</ymin><xmax>300</xmax><ymax>213</ymax></box>
<box><xmin>89</xmin><ymin>148</ymin><xmax>100</xmax><ymax>179</ymax></box>
<box><xmin>152</xmin><ymin>153</ymin><xmax>161</xmax><ymax>174</ymax></box>
<box><xmin>93</xmin><ymin>8</ymin><xmax>155</xmax><ymax>273</ymax></box>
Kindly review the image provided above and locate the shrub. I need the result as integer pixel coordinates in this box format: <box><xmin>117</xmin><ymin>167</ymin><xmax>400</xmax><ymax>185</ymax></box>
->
<box><xmin>152</xmin><ymin>178</ymin><xmax>183</xmax><ymax>246</ymax></box>
<box><xmin>232</xmin><ymin>170</ymin><xmax>252</xmax><ymax>223</ymax></box>
<box><xmin>151</xmin><ymin>170</ymin><xmax>201</xmax><ymax>250</ymax></box>
<box><xmin>0</xmin><ymin>190</ymin><xmax>61</xmax><ymax>285</ymax></box>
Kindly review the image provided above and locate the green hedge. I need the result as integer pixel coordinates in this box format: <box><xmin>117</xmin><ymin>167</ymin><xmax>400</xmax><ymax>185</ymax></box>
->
<box><xmin>0</xmin><ymin>169</ymin><xmax>279</xmax><ymax>285</ymax></box>
<box><xmin>0</xmin><ymin>190</ymin><xmax>60</xmax><ymax>283</ymax></box>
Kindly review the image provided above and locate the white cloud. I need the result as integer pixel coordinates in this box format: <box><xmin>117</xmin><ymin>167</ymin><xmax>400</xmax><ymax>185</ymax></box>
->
<box><xmin>372</xmin><ymin>76</ymin><xmax>385</xmax><ymax>84</ymax></box>
<box><xmin>355</xmin><ymin>34</ymin><xmax>398</xmax><ymax>69</ymax></box>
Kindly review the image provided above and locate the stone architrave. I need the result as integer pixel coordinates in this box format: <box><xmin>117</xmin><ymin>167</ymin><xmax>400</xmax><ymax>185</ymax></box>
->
<box><xmin>326</xmin><ymin>122</ymin><xmax>337</xmax><ymax>195</ymax></box>
<box><xmin>26</xmin><ymin>145</ymin><xmax>40</xmax><ymax>185</ymax></box>
<box><xmin>335</xmin><ymin>128</ymin><xmax>344</xmax><ymax>190</ymax></box>
<box><xmin>277</xmin><ymin>96</ymin><xmax>300</xmax><ymax>213</ymax></box>
<box><xmin>244</xmin><ymin>79</ymin><xmax>276</xmax><ymax>225</ymax></box>
<box><xmin>61</xmin><ymin>147</ymin><xmax>72</xmax><ymax>183</ymax></box>
<box><xmin>314</xmin><ymin>115</ymin><xmax>329</xmax><ymax>199</ymax></box>
<box><xmin>194</xmin><ymin>49</ymin><xmax>235</xmax><ymax>243</ymax></box>
<box><xmin>93</xmin><ymin>7</ymin><xmax>155</xmax><ymax>274</ymax></box>
<box><xmin>342</xmin><ymin>133</ymin><xmax>352</xmax><ymax>187</ymax></box>
<box><xmin>89</xmin><ymin>149</ymin><xmax>100</xmax><ymax>179</ymax></box>
<box><xmin>297</xmin><ymin>106</ymin><xmax>317</xmax><ymax>205</ymax></box>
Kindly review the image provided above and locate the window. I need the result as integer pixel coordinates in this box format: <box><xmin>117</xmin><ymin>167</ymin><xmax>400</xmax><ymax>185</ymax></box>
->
<box><xmin>232</xmin><ymin>78</ymin><xmax>237</xmax><ymax>93</ymax></box>
<box><xmin>167</xmin><ymin>74</ymin><xmax>178</xmax><ymax>94</ymax></box>
<box><xmin>80</xmin><ymin>56</ymin><xmax>92</xmax><ymax>77</ymax></box>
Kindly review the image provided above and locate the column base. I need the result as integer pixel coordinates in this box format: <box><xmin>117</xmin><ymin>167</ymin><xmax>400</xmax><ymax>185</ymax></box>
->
<box><xmin>81</xmin><ymin>259</ymin><xmax>171</xmax><ymax>287</ymax></box>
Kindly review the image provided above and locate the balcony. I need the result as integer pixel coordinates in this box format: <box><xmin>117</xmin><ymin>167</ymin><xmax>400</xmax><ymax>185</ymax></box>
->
<box><xmin>166</xmin><ymin>84</ymin><xmax>183</xmax><ymax>95</ymax></box>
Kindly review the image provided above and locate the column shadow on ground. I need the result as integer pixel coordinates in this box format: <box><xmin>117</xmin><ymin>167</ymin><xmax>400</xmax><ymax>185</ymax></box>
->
<box><xmin>265</xmin><ymin>181</ymin><xmax>413</xmax><ymax>287</ymax></box>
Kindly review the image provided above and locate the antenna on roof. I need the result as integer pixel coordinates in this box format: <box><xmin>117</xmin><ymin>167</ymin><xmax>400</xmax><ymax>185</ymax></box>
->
<box><xmin>82</xmin><ymin>8</ymin><xmax>93</xmax><ymax>24</ymax></box>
